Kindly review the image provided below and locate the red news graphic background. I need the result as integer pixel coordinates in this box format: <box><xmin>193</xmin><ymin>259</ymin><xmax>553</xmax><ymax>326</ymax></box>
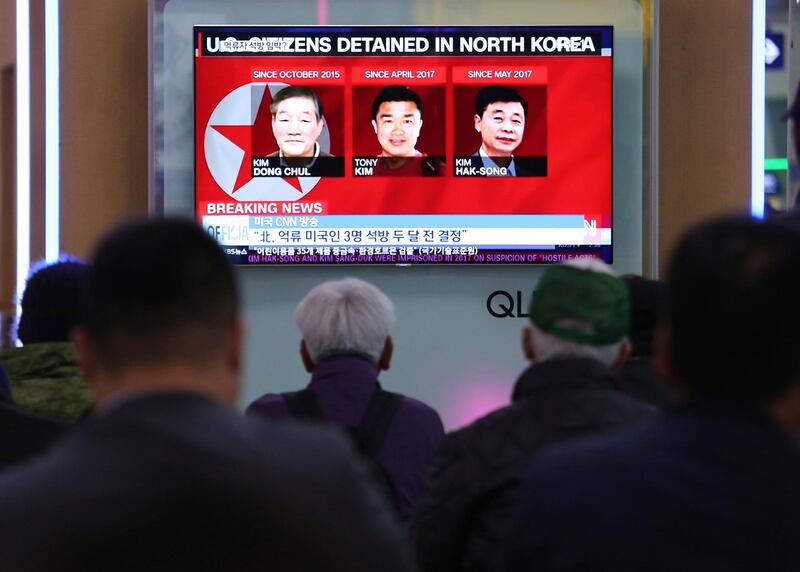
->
<box><xmin>195</xmin><ymin>55</ymin><xmax>612</xmax><ymax>217</ymax></box>
<box><xmin>452</xmin><ymin>84</ymin><xmax>547</xmax><ymax>157</ymax></box>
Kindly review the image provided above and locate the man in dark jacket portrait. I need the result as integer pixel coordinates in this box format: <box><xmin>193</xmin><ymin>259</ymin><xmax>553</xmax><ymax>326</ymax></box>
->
<box><xmin>410</xmin><ymin>258</ymin><xmax>653</xmax><ymax>572</ymax></box>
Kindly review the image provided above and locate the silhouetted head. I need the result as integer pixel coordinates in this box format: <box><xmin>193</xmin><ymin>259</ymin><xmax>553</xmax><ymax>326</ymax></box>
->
<box><xmin>622</xmin><ymin>275</ymin><xmax>667</xmax><ymax>358</ymax></box>
<box><xmin>666</xmin><ymin>215</ymin><xmax>800</xmax><ymax>404</ymax></box>
<box><xmin>17</xmin><ymin>258</ymin><xmax>89</xmax><ymax>345</ymax></box>
<box><xmin>75</xmin><ymin>218</ymin><xmax>241</xmax><ymax>404</ymax></box>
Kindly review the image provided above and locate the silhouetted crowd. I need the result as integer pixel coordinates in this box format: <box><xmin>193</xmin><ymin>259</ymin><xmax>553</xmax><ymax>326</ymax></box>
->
<box><xmin>0</xmin><ymin>213</ymin><xmax>798</xmax><ymax>571</ymax></box>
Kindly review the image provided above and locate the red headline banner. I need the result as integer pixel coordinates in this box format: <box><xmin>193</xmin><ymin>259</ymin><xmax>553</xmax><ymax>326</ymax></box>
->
<box><xmin>250</xmin><ymin>68</ymin><xmax>344</xmax><ymax>84</ymax></box>
<box><xmin>451</xmin><ymin>66</ymin><xmax>548</xmax><ymax>84</ymax></box>
<box><xmin>202</xmin><ymin>201</ymin><xmax>329</xmax><ymax>216</ymax></box>
<box><xmin>352</xmin><ymin>66</ymin><xmax>447</xmax><ymax>84</ymax></box>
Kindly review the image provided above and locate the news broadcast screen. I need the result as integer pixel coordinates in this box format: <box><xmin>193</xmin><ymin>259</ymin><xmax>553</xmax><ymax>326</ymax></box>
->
<box><xmin>194</xmin><ymin>25</ymin><xmax>613</xmax><ymax>264</ymax></box>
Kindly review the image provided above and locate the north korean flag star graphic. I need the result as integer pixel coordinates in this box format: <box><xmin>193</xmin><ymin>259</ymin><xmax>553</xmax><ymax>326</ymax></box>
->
<box><xmin>211</xmin><ymin>88</ymin><xmax>303</xmax><ymax>193</ymax></box>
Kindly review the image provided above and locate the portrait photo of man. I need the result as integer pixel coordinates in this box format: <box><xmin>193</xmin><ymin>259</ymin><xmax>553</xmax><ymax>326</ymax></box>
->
<box><xmin>370</xmin><ymin>85</ymin><xmax>441</xmax><ymax>176</ymax></box>
<box><xmin>473</xmin><ymin>85</ymin><xmax>528</xmax><ymax>176</ymax></box>
<box><xmin>269</xmin><ymin>86</ymin><xmax>332</xmax><ymax>167</ymax></box>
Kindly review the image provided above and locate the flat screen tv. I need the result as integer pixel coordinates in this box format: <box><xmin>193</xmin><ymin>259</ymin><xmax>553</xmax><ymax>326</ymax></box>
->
<box><xmin>194</xmin><ymin>25</ymin><xmax>613</xmax><ymax>264</ymax></box>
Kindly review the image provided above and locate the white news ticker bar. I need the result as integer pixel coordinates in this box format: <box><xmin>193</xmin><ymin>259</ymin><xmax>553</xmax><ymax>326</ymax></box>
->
<box><xmin>202</xmin><ymin>216</ymin><xmax>611</xmax><ymax>247</ymax></box>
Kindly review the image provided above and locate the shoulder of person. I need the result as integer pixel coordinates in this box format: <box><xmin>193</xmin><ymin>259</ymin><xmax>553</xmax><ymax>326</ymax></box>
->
<box><xmin>240</xmin><ymin>415</ymin><xmax>389</xmax><ymax>494</ymax></box>
<box><xmin>426</xmin><ymin>400</ymin><xmax>540</xmax><ymax>472</ymax></box>
<box><xmin>393</xmin><ymin>394</ymin><xmax>443</xmax><ymax>425</ymax></box>
<box><xmin>245</xmin><ymin>393</ymin><xmax>291</xmax><ymax>419</ymax></box>
<box><xmin>527</xmin><ymin>418</ymin><xmax>660</xmax><ymax>486</ymax></box>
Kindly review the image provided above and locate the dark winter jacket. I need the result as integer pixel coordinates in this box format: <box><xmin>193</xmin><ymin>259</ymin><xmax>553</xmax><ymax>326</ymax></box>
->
<box><xmin>410</xmin><ymin>357</ymin><xmax>654</xmax><ymax>572</ymax></box>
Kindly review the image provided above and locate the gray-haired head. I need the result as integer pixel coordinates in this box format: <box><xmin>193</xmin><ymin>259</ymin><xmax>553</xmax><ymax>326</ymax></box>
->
<box><xmin>295</xmin><ymin>277</ymin><xmax>395</xmax><ymax>364</ymax></box>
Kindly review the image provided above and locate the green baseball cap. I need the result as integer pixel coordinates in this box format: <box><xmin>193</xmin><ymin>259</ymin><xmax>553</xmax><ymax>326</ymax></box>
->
<box><xmin>529</xmin><ymin>263</ymin><xmax>630</xmax><ymax>345</ymax></box>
